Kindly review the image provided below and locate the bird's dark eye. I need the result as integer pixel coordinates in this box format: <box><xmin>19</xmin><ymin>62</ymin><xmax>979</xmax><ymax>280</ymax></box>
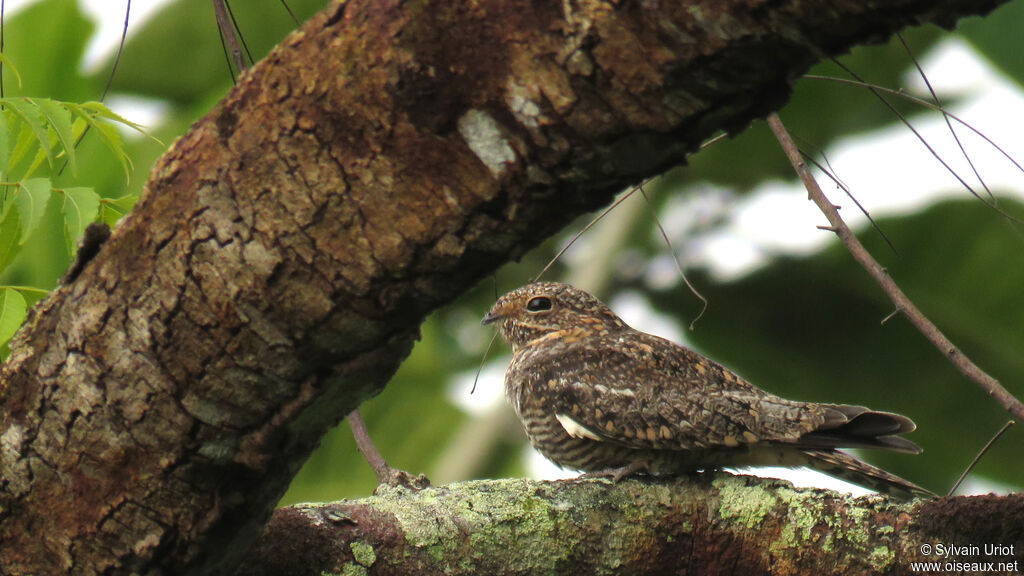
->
<box><xmin>526</xmin><ymin>296</ymin><xmax>552</xmax><ymax>313</ymax></box>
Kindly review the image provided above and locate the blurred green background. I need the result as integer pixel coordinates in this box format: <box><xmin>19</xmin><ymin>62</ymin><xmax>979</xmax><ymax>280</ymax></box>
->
<box><xmin>3</xmin><ymin>0</ymin><xmax>1022</xmax><ymax>502</ymax></box>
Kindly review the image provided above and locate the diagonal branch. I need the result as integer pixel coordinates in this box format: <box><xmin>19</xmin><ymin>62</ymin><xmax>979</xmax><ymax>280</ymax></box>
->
<box><xmin>766</xmin><ymin>112</ymin><xmax>1024</xmax><ymax>422</ymax></box>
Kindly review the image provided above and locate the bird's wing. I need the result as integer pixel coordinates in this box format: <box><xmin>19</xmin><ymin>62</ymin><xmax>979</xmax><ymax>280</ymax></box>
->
<box><xmin>515</xmin><ymin>331</ymin><xmax>822</xmax><ymax>451</ymax></box>
<box><xmin>516</xmin><ymin>331</ymin><xmax>923</xmax><ymax>454</ymax></box>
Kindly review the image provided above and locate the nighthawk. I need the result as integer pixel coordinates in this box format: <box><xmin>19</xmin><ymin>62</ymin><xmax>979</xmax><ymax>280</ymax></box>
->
<box><xmin>483</xmin><ymin>282</ymin><xmax>932</xmax><ymax>499</ymax></box>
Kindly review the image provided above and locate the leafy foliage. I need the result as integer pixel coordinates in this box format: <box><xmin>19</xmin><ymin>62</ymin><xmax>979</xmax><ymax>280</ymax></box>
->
<box><xmin>0</xmin><ymin>97</ymin><xmax>147</xmax><ymax>350</ymax></box>
<box><xmin>0</xmin><ymin>0</ymin><xmax>157</xmax><ymax>351</ymax></box>
<box><xmin>0</xmin><ymin>288</ymin><xmax>26</xmax><ymax>349</ymax></box>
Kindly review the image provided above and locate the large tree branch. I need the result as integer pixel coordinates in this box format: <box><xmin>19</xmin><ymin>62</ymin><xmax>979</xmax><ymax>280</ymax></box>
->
<box><xmin>237</xmin><ymin>474</ymin><xmax>1024</xmax><ymax>576</ymax></box>
<box><xmin>0</xmin><ymin>0</ymin><xmax>1007</xmax><ymax>574</ymax></box>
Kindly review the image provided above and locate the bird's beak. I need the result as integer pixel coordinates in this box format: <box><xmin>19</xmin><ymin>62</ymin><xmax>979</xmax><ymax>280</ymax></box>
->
<box><xmin>482</xmin><ymin>301</ymin><xmax>507</xmax><ymax>326</ymax></box>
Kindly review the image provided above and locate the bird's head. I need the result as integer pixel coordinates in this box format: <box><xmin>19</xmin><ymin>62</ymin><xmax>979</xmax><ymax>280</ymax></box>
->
<box><xmin>482</xmin><ymin>282</ymin><xmax>628</xmax><ymax>350</ymax></box>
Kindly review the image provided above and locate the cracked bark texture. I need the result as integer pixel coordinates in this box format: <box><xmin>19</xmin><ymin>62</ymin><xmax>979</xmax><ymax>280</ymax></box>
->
<box><xmin>236</xmin><ymin>475</ymin><xmax>1024</xmax><ymax>576</ymax></box>
<box><xmin>0</xmin><ymin>0</ymin><xmax>1007</xmax><ymax>574</ymax></box>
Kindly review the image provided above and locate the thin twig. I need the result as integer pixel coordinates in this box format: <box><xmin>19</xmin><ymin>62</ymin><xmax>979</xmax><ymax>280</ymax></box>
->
<box><xmin>470</xmin><ymin>331</ymin><xmax>498</xmax><ymax>394</ymax></box>
<box><xmin>532</xmin><ymin>185</ymin><xmax>643</xmax><ymax>282</ymax></box>
<box><xmin>700</xmin><ymin>132</ymin><xmax>728</xmax><ymax>149</ymax></box>
<box><xmin>101</xmin><ymin>1</ymin><xmax>132</xmax><ymax>102</ymax></box>
<box><xmin>58</xmin><ymin>0</ymin><xmax>133</xmax><ymax>179</ymax></box>
<box><xmin>880</xmin><ymin>308</ymin><xmax>901</xmax><ymax>325</ymax></box>
<box><xmin>638</xmin><ymin>184</ymin><xmax>708</xmax><ymax>330</ymax></box>
<box><xmin>469</xmin><ymin>276</ymin><xmax>501</xmax><ymax>394</ymax></box>
<box><xmin>766</xmin><ymin>112</ymin><xmax>1024</xmax><ymax>423</ymax></box>
<box><xmin>801</xmin><ymin>150</ymin><xmax>899</xmax><ymax>257</ymax></box>
<box><xmin>946</xmin><ymin>420</ymin><xmax>1015</xmax><ymax>497</ymax></box>
<box><xmin>279</xmin><ymin>0</ymin><xmax>301</xmax><ymax>26</ymax></box>
<box><xmin>803</xmin><ymin>75</ymin><xmax>1024</xmax><ymax>188</ymax></box>
<box><xmin>214</xmin><ymin>11</ymin><xmax>236</xmax><ymax>85</ymax></box>
<box><xmin>829</xmin><ymin>60</ymin><xmax>1000</xmax><ymax>214</ymax></box>
<box><xmin>223</xmin><ymin>0</ymin><xmax>254</xmax><ymax>68</ymax></box>
<box><xmin>788</xmin><ymin>135</ymin><xmax>889</xmax><ymax>248</ymax></box>
<box><xmin>348</xmin><ymin>409</ymin><xmax>430</xmax><ymax>488</ymax></box>
<box><xmin>1</xmin><ymin>0</ymin><xmax>5</xmax><ymax>99</ymax></box>
<box><xmin>897</xmin><ymin>33</ymin><xmax>994</xmax><ymax>202</ymax></box>
<box><xmin>347</xmin><ymin>409</ymin><xmax>394</xmax><ymax>484</ymax></box>
<box><xmin>212</xmin><ymin>0</ymin><xmax>246</xmax><ymax>76</ymax></box>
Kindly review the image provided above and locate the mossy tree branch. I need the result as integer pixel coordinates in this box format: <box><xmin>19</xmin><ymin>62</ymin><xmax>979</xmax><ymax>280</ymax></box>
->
<box><xmin>238</xmin><ymin>474</ymin><xmax>1024</xmax><ymax>576</ymax></box>
<box><xmin>0</xmin><ymin>0</ymin><xmax>1009</xmax><ymax>574</ymax></box>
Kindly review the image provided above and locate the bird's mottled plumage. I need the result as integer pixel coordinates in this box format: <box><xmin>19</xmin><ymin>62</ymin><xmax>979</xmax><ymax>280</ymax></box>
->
<box><xmin>483</xmin><ymin>282</ymin><xmax>932</xmax><ymax>499</ymax></box>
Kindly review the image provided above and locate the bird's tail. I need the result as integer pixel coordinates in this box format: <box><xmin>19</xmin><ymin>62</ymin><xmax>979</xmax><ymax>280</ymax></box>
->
<box><xmin>802</xmin><ymin>450</ymin><xmax>935</xmax><ymax>500</ymax></box>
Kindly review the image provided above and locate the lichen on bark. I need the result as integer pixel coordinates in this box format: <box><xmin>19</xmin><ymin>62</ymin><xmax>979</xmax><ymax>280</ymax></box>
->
<box><xmin>237</xmin><ymin>474</ymin><xmax>1024</xmax><ymax>576</ymax></box>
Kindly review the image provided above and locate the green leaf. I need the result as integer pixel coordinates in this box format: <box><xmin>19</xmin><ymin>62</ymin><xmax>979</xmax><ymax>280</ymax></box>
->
<box><xmin>100</xmin><ymin>205</ymin><xmax>119</xmax><ymax>229</ymax></box>
<box><xmin>3</xmin><ymin>98</ymin><xmax>54</xmax><ymax>170</ymax></box>
<box><xmin>0</xmin><ymin>109</ymin><xmax>9</xmax><ymax>175</ymax></box>
<box><xmin>35</xmin><ymin>99</ymin><xmax>77</xmax><ymax>176</ymax></box>
<box><xmin>8</xmin><ymin>119</ymin><xmax>38</xmax><ymax>173</ymax></box>
<box><xmin>76</xmin><ymin>101</ymin><xmax>148</xmax><ymax>135</ymax></box>
<box><xmin>59</xmin><ymin>186</ymin><xmax>100</xmax><ymax>256</ymax></box>
<box><xmin>91</xmin><ymin>121</ymin><xmax>132</xmax><ymax>181</ymax></box>
<box><xmin>70</xmin><ymin>115</ymin><xmax>88</xmax><ymax>140</ymax></box>
<box><xmin>959</xmin><ymin>1</ymin><xmax>1024</xmax><ymax>89</ymax></box>
<box><xmin>100</xmin><ymin>194</ymin><xmax>138</xmax><ymax>228</ymax></box>
<box><xmin>0</xmin><ymin>202</ymin><xmax>21</xmax><ymax>273</ymax></box>
<box><xmin>2</xmin><ymin>0</ymin><xmax>94</xmax><ymax>100</ymax></box>
<box><xmin>0</xmin><ymin>288</ymin><xmax>27</xmax><ymax>351</ymax></box>
<box><xmin>21</xmin><ymin>144</ymin><xmax>52</xmax><ymax>181</ymax></box>
<box><xmin>104</xmin><ymin>194</ymin><xmax>138</xmax><ymax>213</ymax></box>
<box><xmin>0</xmin><ymin>54</ymin><xmax>24</xmax><ymax>90</ymax></box>
<box><xmin>15</xmin><ymin>178</ymin><xmax>52</xmax><ymax>245</ymax></box>
<box><xmin>67</xmin><ymin>106</ymin><xmax>131</xmax><ymax>180</ymax></box>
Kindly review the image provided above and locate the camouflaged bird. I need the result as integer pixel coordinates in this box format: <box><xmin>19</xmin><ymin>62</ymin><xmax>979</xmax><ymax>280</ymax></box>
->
<box><xmin>483</xmin><ymin>282</ymin><xmax>933</xmax><ymax>499</ymax></box>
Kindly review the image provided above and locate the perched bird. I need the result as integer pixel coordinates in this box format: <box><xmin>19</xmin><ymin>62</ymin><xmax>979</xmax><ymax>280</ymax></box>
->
<box><xmin>482</xmin><ymin>282</ymin><xmax>933</xmax><ymax>499</ymax></box>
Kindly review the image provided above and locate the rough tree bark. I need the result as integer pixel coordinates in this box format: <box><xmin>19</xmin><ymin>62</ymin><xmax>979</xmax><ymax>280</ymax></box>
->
<box><xmin>237</xmin><ymin>475</ymin><xmax>1024</xmax><ymax>576</ymax></box>
<box><xmin>0</xmin><ymin>0</ymin><xmax>1009</xmax><ymax>574</ymax></box>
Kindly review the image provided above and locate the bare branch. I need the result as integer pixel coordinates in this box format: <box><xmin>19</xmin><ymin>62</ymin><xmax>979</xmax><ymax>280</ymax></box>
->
<box><xmin>212</xmin><ymin>0</ymin><xmax>247</xmax><ymax>74</ymax></box>
<box><xmin>767</xmin><ymin>112</ymin><xmax>1024</xmax><ymax>422</ymax></box>
<box><xmin>947</xmin><ymin>420</ymin><xmax>1015</xmax><ymax>496</ymax></box>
